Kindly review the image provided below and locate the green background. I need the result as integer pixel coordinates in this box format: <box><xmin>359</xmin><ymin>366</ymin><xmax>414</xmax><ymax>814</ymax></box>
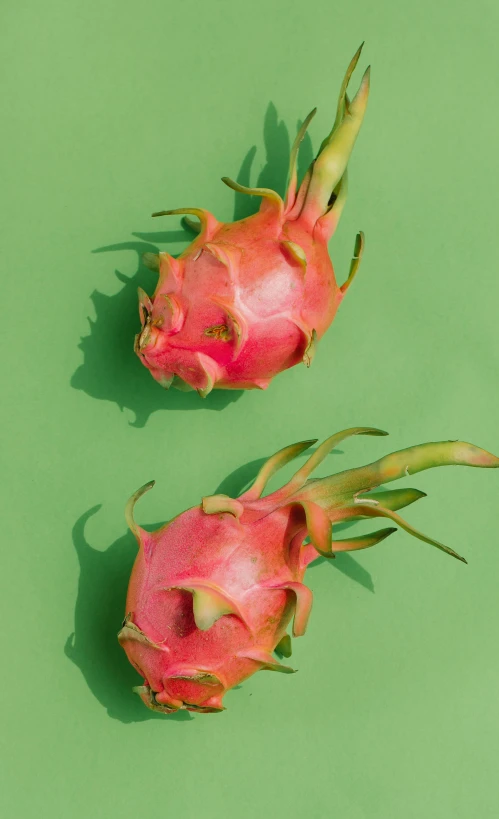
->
<box><xmin>2</xmin><ymin>1</ymin><xmax>499</xmax><ymax>816</ymax></box>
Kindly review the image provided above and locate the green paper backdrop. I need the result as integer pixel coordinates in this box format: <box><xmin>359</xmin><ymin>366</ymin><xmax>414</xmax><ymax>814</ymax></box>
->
<box><xmin>2</xmin><ymin>1</ymin><xmax>498</xmax><ymax>816</ymax></box>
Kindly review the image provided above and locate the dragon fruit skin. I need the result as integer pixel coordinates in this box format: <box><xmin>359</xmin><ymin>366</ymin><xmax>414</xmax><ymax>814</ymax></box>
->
<box><xmin>118</xmin><ymin>428</ymin><xmax>499</xmax><ymax>714</ymax></box>
<box><xmin>135</xmin><ymin>45</ymin><xmax>370</xmax><ymax>395</ymax></box>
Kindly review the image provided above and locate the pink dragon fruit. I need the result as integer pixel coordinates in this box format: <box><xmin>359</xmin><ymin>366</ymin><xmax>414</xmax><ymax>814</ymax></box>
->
<box><xmin>135</xmin><ymin>45</ymin><xmax>370</xmax><ymax>395</ymax></box>
<box><xmin>118</xmin><ymin>427</ymin><xmax>498</xmax><ymax>714</ymax></box>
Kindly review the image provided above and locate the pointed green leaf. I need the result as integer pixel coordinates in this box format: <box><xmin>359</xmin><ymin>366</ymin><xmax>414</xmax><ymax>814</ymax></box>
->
<box><xmin>164</xmin><ymin>581</ymin><xmax>250</xmax><ymax>631</ymax></box>
<box><xmin>210</xmin><ymin>296</ymin><xmax>249</xmax><ymax>353</ymax></box>
<box><xmin>275</xmin><ymin>634</ymin><xmax>292</xmax><ymax>658</ymax></box>
<box><xmin>319</xmin><ymin>42</ymin><xmax>365</xmax><ymax>154</ymax></box>
<box><xmin>240</xmin><ymin>439</ymin><xmax>317</xmax><ymax>501</ymax></box>
<box><xmin>281</xmin><ymin>240</ymin><xmax>307</xmax><ymax>272</ymax></box>
<box><xmin>264</xmin><ymin>581</ymin><xmax>313</xmax><ymax>636</ymax></box>
<box><xmin>327</xmin><ymin>440</ymin><xmax>499</xmax><ymax>499</ymax></box>
<box><xmin>359</xmin><ymin>487</ymin><xmax>427</xmax><ymax>511</ymax></box>
<box><xmin>285</xmin><ymin>107</ymin><xmax>317</xmax><ymax>211</ymax></box>
<box><xmin>202</xmin><ymin>494</ymin><xmax>244</xmax><ymax>518</ymax></box>
<box><xmin>302</xmin><ymin>328</ymin><xmax>317</xmax><ymax>368</ymax></box>
<box><xmin>302</xmin><ymin>65</ymin><xmax>370</xmax><ymax>220</ymax></box>
<box><xmin>221</xmin><ymin>177</ymin><xmax>283</xmax><ymax>210</ymax></box>
<box><xmin>340</xmin><ymin>230</ymin><xmax>365</xmax><ymax>295</ymax></box>
<box><xmin>238</xmin><ymin>648</ymin><xmax>296</xmax><ymax>673</ymax></box>
<box><xmin>300</xmin><ymin>500</ymin><xmax>333</xmax><ymax>558</ymax></box>
<box><xmin>282</xmin><ymin>427</ymin><xmax>388</xmax><ymax>497</ymax></box>
<box><xmin>331</xmin><ymin>527</ymin><xmax>397</xmax><ymax>552</ymax></box>
<box><xmin>125</xmin><ymin>481</ymin><xmax>155</xmax><ymax>545</ymax></box>
<box><xmin>352</xmin><ymin>504</ymin><xmax>467</xmax><ymax>563</ymax></box>
<box><xmin>142</xmin><ymin>252</ymin><xmax>160</xmax><ymax>271</ymax></box>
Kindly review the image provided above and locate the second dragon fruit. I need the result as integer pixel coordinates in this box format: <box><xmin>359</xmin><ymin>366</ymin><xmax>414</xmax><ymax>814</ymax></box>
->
<box><xmin>119</xmin><ymin>427</ymin><xmax>499</xmax><ymax>713</ymax></box>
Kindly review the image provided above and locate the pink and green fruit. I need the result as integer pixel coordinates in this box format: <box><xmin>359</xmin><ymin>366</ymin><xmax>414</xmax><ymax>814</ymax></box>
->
<box><xmin>135</xmin><ymin>45</ymin><xmax>370</xmax><ymax>395</ymax></box>
<box><xmin>119</xmin><ymin>427</ymin><xmax>498</xmax><ymax>714</ymax></box>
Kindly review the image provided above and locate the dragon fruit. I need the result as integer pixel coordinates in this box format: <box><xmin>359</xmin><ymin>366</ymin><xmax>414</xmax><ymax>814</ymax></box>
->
<box><xmin>118</xmin><ymin>427</ymin><xmax>498</xmax><ymax>714</ymax></box>
<box><xmin>135</xmin><ymin>45</ymin><xmax>370</xmax><ymax>395</ymax></box>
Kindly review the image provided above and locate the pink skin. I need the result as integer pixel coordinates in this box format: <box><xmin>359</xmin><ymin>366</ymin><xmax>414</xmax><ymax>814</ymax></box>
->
<box><xmin>138</xmin><ymin>210</ymin><xmax>339</xmax><ymax>392</ymax></box>
<box><xmin>118</xmin><ymin>429</ymin><xmax>499</xmax><ymax>714</ymax></box>
<box><xmin>121</xmin><ymin>506</ymin><xmax>309</xmax><ymax>711</ymax></box>
<box><xmin>134</xmin><ymin>46</ymin><xmax>371</xmax><ymax>395</ymax></box>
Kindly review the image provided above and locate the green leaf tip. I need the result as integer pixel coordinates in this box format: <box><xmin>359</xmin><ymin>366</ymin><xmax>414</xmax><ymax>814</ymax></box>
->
<box><xmin>238</xmin><ymin>648</ymin><xmax>296</xmax><ymax>674</ymax></box>
<box><xmin>142</xmin><ymin>252</ymin><xmax>160</xmax><ymax>271</ymax></box>
<box><xmin>350</xmin><ymin>503</ymin><xmax>468</xmax><ymax>564</ymax></box>
<box><xmin>164</xmin><ymin>581</ymin><xmax>250</xmax><ymax>631</ymax></box>
<box><xmin>275</xmin><ymin>634</ymin><xmax>292</xmax><ymax>658</ymax></box>
<box><xmin>221</xmin><ymin>177</ymin><xmax>284</xmax><ymax>215</ymax></box>
<box><xmin>240</xmin><ymin>439</ymin><xmax>317</xmax><ymax>501</ymax></box>
<box><xmin>332</xmin><ymin>527</ymin><xmax>397</xmax><ymax>553</ymax></box>
<box><xmin>125</xmin><ymin>480</ymin><xmax>155</xmax><ymax>544</ymax></box>
<box><xmin>202</xmin><ymin>494</ymin><xmax>244</xmax><ymax>518</ymax></box>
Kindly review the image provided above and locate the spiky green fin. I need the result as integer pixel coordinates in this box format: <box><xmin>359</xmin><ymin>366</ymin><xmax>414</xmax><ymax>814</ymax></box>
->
<box><xmin>118</xmin><ymin>616</ymin><xmax>166</xmax><ymax>650</ymax></box>
<box><xmin>302</xmin><ymin>329</ymin><xmax>317</xmax><ymax>367</ymax></box>
<box><xmin>298</xmin><ymin>500</ymin><xmax>334</xmax><ymax>558</ymax></box>
<box><xmin>204</xmin><ymin>241</ymin><xmax>241</xmax><ymax>275</ymax></box>
<box><xmin>202</xmin><ymin>493</ymin><xmax>244</xmax><ymax>518</ymax></box>
<box><xmin>163</xmin><ymin>581</ymin><xmax>251</xmax><ymax>631</ymax></box>
<box><xmin>362</xmin><ymin>487</ymin><xmax>427</xmax><ymax>511</ymax></box>
<box><xmin>195</xmin><ymin>352</ymin><xmax>222</xmax><ymax>398</ymax></box>
<box><xmin>284</xmin><ymin>107</ymin><xmax>317</xmax><ymax>213</ymax></box>
<box><xmin>322</xmin><ymin>42</ymin><xmax>365</xmax><ymax>151</ymax></box>
<box><xmin>151</xmin><ymin>208</ymin><xmax>219</xmax><ymax>254</ymax></box>
<box><xmin>221</xmin><ymin>177</ymin><xmax>284</xmax><ymax>219</ymax></box>
<box><xmin>288</xmin><ymin>44</ymin><xmax>363</xmax><ymax>224</ymax></box>
<box><xmin>143</xmin><ymin>252</ymin><xmax>160</xmax><ymax>271</ymax></box>
<box><xmin>275</xmin><ymin>634</ymin><xmax>292</xmax><ymax>658</ymax></box>
<box><xmin>171</xmin><ymin>375</ymin><xmax>194</xmax><ymax>392</ymax></box>
<box><xmin>314</xmin><ymin>170</ymin><xmax>349</xmax><ymax>241</ymax></box>
<box><xmin>167</xmin><ymin>669</ymin><xmax>225</xmax><ymax>694</ymax></box>
<box><xmin>273</xmin><ymin>427</ymin><xmax>388</xmax><ymax>503</ymax></box>
<box><xmin>240</xmin><ymin>439</ymin><xmax>317</xmax><ymax>502</ymax></box>
<box><xmin>161</xmin><ymin>292</ymin><xmax>184</xmax><ymax>334</ymax></box>
<box><xmin>338</xmin><ymin>231</ymin><xmax>365</xmax><ymax>296</ymax></box>
<box><xmin>286</xmin><ymin>166</ymin><xmax>312</xmax><ymax>221</ymax></box>
<box><xmin>238</xmin><ymin>648</ymin><xmax>296</xmax><ymax>673</ymax></box>
<box><xmin>263</xmin><ymin>581</ymin><xmax>313</xmax><ymax>636</ymax></box>
<box><xmin>311</xmin><ymin>440</ymin><xmax>499</xmax><ymax>504</ymax></box>
<box><xmin>301</xmin><ymin>66</ymin><xmax>370</xmax><ymax>227</ymax></box>
<box><xmin>294</xmin><ymin>438</ymin><xmax>499</xmax><ymax>563</ymax></box>
<box><xmin>349</xmin><ymin>503</ymin><xmax>467</xmax><ymax>563</ymax></box>
<box><xmin>137</xmin><ymin>286</ymin><xmax>152</xmax><ymax>323</ymax></box>
<box><xmin>155</xmin><ymin>373</ymin><xmax>174</xmax><ymax>390</ymax></box>
<box><xmin>134</xmin><ymin>685</ymin><xmax>182</xmax><ymax>713</ymax></box>
<box><xmin>182</xmin><ymin>215</ymin><xmax>202</xmax><ymax>234</ymax></box>
<box><xmin>294</xmin><ymin>42</ymin><xmax>369</xmax><ymax>230</ymax></box>
<box><xmin>157</xmin><ymin>250</ymin><xmax>183</xmax><ymax>290</ymax></box>
<box><xmin>331</xmin><ymin>527</ymin><xmax>397</xmax><ymax>553</ymax></box>
<box><xmin>281</xmin><ymin>240</ymin><xmax>307</xmax><ymax>273</ymax></box>
<box><xmin>125</xmin><ymin>480</ymin><xmax>155</xmax><ymax>545</ymax></box>
<box><xmin>210</xmin><ymin>296</ymin><xmax>248</xmax><ymax>353</ymax></box>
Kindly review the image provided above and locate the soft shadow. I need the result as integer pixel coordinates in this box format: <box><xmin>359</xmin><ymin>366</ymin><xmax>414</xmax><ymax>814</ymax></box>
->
<box><xmin>71</xmin><ymin>102</ymin><xmax>314</xmax><ymax>426</ymax></box>
<box><xmin>65</xmin><ymin>507</ymin><xmax>192</xmax><ymax>722</ymax></box>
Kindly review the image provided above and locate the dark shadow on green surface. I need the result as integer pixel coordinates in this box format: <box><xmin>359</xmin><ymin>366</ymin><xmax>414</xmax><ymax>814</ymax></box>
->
<box><xmin>65</xmin><ymin>507</ymin><xmax>192</xmax><ymax>722</ymax></box>
<box><xmin>71</xmin><ymin>102</ymin><xmax>314</xmax><ymax>427</ymax></box>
